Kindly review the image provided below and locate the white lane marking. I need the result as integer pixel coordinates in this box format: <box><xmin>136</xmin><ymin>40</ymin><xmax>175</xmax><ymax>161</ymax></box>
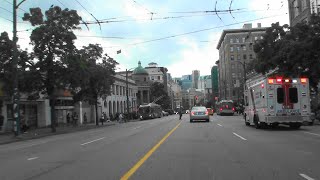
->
<box><xmin>81</xmin><ymin>137</ymin><xmax>105</xmax><ymax>146</ymax></box>
<box><xmin>233</xmin><ymin>132</ymin><xmax>247</xmax><ymax>141</ymax></box>
<box><xmin>133</xmin><ymin>126</ymin><xmax>141</xmax><ymax>130</ymax></box>
<box><xmin>217</xmin><ymin>124</ymin><xmax>223</xmax><ymax>127</ymax></box>
<box><xmin>304</xmin><ymin>132</ymin><xmax>320</xmax><ymax>137</ymax></box>
<box><xmin>27</xmin><ymin>157</ymin><xmax>39</xmax><ymax>161</ymax></box>
<box><xmin>299</xmin><ymin>173</ymin><xmax>315</xmax><ymax>180</ymax></box>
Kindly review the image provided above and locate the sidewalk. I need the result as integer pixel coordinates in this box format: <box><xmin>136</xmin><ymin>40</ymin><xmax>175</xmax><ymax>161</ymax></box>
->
<box><xmin>0</xmin><ymin>122</ymin><xmax>116</xmax><ymax>145</ymax></box>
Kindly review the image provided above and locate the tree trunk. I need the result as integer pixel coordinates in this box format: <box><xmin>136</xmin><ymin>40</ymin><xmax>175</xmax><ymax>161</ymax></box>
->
<box><xmin>95</xmin><ymin>94</ymin><xmax>99</xmax><ymax>126</ymax></box>
<box><xmin>50</xmin><ymin>95</ymin><xmax>56</xmax><ymax>132</ymax></box>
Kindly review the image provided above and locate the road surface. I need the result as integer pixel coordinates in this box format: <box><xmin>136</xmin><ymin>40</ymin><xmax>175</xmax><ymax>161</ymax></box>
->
<box><xmin>0</xmin><ymin>114</ymin><xmax>319</xmax><ymax>180</ymax></box>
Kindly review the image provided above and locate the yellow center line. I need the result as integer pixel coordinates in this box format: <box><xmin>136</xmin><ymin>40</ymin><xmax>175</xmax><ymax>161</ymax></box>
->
<box><xmin>120</xmin><ymin>121</ymin><xmax>182</xmax><ymax>180</ymax></box>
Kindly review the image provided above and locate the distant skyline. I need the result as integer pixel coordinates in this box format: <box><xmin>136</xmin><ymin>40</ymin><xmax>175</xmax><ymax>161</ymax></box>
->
<box><xmin>0</xmin><ymin>0</ymin><xmax>289</xmax><ymax>77</ymax></box>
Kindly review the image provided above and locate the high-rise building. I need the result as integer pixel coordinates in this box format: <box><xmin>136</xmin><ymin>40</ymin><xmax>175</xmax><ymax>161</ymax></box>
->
<box><xmin>211</xmin><ymin>66</ymin><xmax>219</xmax><ymax>103</ymax></box>
<box><xmin>216</xmin><ymin>23</ymin><xmax>267</xmax><ymax>103</ymax></box>
<box><xmin>288</xmin><ymin>0</ymin><xmax>311</xmax><ymax>26</ymax></box>
<box><xmin>192</xmin><ymin>70</ymin><xmax>200</xmax><ymax>89</ymax></box>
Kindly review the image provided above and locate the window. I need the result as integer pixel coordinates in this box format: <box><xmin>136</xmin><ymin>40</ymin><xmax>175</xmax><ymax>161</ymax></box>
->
<box><xmin>242</xmin><ymin>45</ymin><xmax>247</xmax><ymax>51</ymax></box>
<box><xmin>158</xmin><ymin>76</ymin><xmax>161</xmax><ymax>80</ymax></box>
<box><xmin>230</xmin><ymin>38</ymin><xmax>233</xmax><ymax>43</ymax></box>
<box><xmin>116</xmin><ymin>85</ymin><xmax>119</xmax><ymax>95</ymax></box>
<box><xmin>151</xmin><ymin>76</ymin><xmax>154</xmax><ymax>80</ymax></box>
<box><xmin>302</xmin><ymin>0</ymin><xmax>307</xmax><ymax>10</ymax></box>
<box><xmin>144</xmin><ymin>77</ymin><xmax>147</xmax><ymax>81</ymax></box>
<box><xmin>260</xmin><ymin>36</ymin><xmax>264</xmax><ymax>40</ymax></box>
<box><xmin>242</xmin><ymin>37</ymin><xmax>245</xmax><ymax>43</ymax></box>
<box><xmin>237</xmin><ymin>55</ymin><xmax>241</xmax><ymax>60</ymax></box>
<box><xmin>232</xmin><ymin>73</ymin><xmax>236</xmax><ymax>78</ymax></box>
<box><xmin>231</xmin><ymin>64</ymin><xmax>235</xmax><ymax>69</ymax></box>
<box><xmin>230</xmin><ymin>55</ymin><xmax>234</xmax><ymax>60</ymax></box>
<box><xmin>236</xmin><ymin>38</ymin><xmax>239</xmax><ymax>43</ymax></box>
<box><xmin>237</xmin><ymin>46</ymin><xmax>240</xmax><ymax>51</ymax></box>
<box><xmin>254</xmin><ymin>36</ymin><xmax>258</xmax><ymax>41</ymax></box>
<box><xmin>233</xmin><ymin>90</ymin><xmax>236</xmax><ymax>96</ymax></box>
<box><xmin>289</xmin><ymin>88</ymin><xmax>298</xmax><ymax>103</ymax></box>
<box><xmin>292</xmin><ymin>0</ymin><xmax>299</xmax><ymax>17</ymax></box>
<box><xmin>277</xmin><ymin>88</ymin><xmax>284</xmax><ymax>103</ymax></box>
<box><xmin>238</xmin><ymin>73</ymin><xmax>242</xmax><ymax>77</ymax></box>
<box><xmin>249</xmin><ymin>54</ymin><xmax>253</xmax><ymax>59</ymax></box>
<box><xmin>243</xmin><ymin>54</ymin><xmax>247</xmax><ymax>60</ymax></box>
<box><xmin>249</xmin><ymin>44</ymin><xmax>253</xmax><ymax>50</ymax></box>
<box><xmin>230</xmin><ymin>46</ymin><xmax>234</xmax><ymax>52</ymax></box>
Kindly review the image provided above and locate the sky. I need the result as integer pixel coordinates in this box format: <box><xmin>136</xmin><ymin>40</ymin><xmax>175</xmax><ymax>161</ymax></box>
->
<box><xmin>0</xmin><ymin>0</ymin><xmax>289</xmax><ymax>78</ymax></box>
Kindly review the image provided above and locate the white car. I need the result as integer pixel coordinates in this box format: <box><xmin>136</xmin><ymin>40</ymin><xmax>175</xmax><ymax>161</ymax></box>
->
<box><xmin>162</xmin><ymin>111</ymin><xmax>169</xmax><ymax>116</ymax></box>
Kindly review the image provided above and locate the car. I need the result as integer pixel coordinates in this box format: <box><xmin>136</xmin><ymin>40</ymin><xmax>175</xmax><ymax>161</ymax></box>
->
<box><xmin>206</xmin><ymin>108</ymin><xmax>214</xmax><ymax>116</ymax></box>
<box><xmin>162</xmin><ymin>110</ymin><xmax>169</xmax><ymax>116</ymax></box>
<box><xmin>164</xmin><ymin>109</ymin><xmax>174</xmax><ymax>115</ymax></box>
<box><xmin>190</xmin><ymin>106</ymin><xmax>210</xmax><ymax>123</ymax></box>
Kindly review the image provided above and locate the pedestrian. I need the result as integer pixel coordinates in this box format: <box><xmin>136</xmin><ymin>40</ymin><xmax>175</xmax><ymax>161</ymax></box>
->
<box><xmin>66</xmin><ymin>113</ymin><xmax>70</xmax><ymax>125</ymax></box>
<box><xmin>178</xmin><ymin>109</ymin><xmax>182</xmax><ymax>120</ymax></box>
<box><xmin>100</xmin><ymin>113</ymin><xmax>105</xmax><ymax>125</ymax></box>
<box><xmin>83</xmin><ymin>113</ymin><xmax>87</xmax><ymax>124</ymax></box>
<box><xmin>103</xmin><ymin>112</ymin><xmax>107</xmax><ymax>122</ymax></box>
<box><xmin>109</xmin><ymin>113</ymin><xmax>114</xmax><ymax>121</ymax></box>
<box><xmin>72</xmin><ymin>112</ymin><xmax>78</xmax><ymax>126</ymax></box>
<box><xmin>119</xmin><ymin>113</ymin><xmax>124</xmax><ymax>123</ymax></box>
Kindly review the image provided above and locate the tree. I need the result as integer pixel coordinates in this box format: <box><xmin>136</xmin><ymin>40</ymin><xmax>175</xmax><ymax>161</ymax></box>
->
<box><xmin>150</xmin><ymin>82</ymin><xmax>171</xmax><ymax>109</ymax></box>
<box><xmin>0</xmin><ymin>32</ymin><xmax>33</xmax><ymax>97</ymax></box>
<box><xmin>251</xmin><ymin>15</ymin><xmax>320</xmax><ymax>89</ymax></box>
<box><xmin>69</xmin><ymin>44</ymin><xmax>118</xmax><ymax>126</ymax></box>
<box><xmin>22</xmin><ymin>6</ymin><xmax>82</xmax><ymax>132</ymax></box>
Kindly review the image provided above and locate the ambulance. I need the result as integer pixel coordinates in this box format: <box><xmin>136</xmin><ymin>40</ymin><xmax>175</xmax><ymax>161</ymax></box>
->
<box><xmin>244</xmin><ymin>73</ymin><xmax>311</xmax><ymax>129</ymax></box>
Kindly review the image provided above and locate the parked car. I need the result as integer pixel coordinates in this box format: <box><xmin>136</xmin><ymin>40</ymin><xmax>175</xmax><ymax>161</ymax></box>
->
<box><xmin>190</xmin><ymin>106</ymin><xmax>210</xmax><ymax>123</ymax></box>
<box><xmin>164</xmin><ymin>109</ymin><xmax>174</xmax><ymax>115</ymax></box>
<box><xmin>162</xmin><ymin>110</ymin><xmax>169</xmax><ymax>116</ymax></box>
<box><xmin>206</xmin><ymin>108</ymin><xmax>214</xmax><ymax>116</ymax></box>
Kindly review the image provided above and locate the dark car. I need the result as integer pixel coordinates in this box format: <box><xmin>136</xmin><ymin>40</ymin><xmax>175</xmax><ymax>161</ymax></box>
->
<box><xmin>164</xmin><ymin>109</ymin><xmax>174</xmax><ymax>115</ymax></box>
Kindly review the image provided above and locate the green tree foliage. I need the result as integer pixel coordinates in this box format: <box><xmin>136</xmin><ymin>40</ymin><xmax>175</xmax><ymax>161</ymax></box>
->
<box><xmin>150</xmin><ymin>82</ymin><xmax>171</xmax><ymax>109</ymax></box>
<box><xmin>22</xmin><ymin>6</ymin><xmax>81</xmax><ymax>132</ymax></box>
<box><xmin>251</xmin><ymin>15</ymin><xmax>320</xmax><ymax>89</ymax></box>
<box><xmin>69</xmin><ymin>44</ymin><xmax>118</xmax><ymax>125</ymax></box>
<box><xmin>0</xmin><ymin>32</ymin><xmax>33</xmax><ymax>97</ymax></box>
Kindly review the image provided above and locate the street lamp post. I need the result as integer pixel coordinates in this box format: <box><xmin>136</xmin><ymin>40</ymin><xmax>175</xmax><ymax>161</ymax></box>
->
<box><xmin>12</xmin><ymin>0</ymin><xmax>27</xmax><ymax>136</ymax></box>
<box><xmin>126</xmin><ymin>68</ymin><xmax>135</xmax><ymax>120</ymax></box>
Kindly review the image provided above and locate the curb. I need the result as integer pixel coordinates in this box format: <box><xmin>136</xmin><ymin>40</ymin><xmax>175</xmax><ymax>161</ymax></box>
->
<box><xmin>0</xmin><ymin>123</ymin><xmax>115</xmax><ymax>145</ymax></box>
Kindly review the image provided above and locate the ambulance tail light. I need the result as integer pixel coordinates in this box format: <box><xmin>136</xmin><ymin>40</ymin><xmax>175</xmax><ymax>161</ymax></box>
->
<box><xmin>301</xmin><ymin>78</ymin><xmax>307</xmax><ymax>84</ymax></box>
<box><xmin>268</xmin><ymin>79</ymin><xmax>274</xmax><ymax>84</ymax></box>
<box><xmin>276</xmin><ymin>78</ymin><xmax>282</xmax><ymax>83</ymax></box>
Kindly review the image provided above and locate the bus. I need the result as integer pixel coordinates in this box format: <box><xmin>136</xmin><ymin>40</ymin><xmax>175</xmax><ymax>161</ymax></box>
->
<box><xmin>138</xmin><ymin>103</ymin><xmax>163</xmax><ymax>120</ymax></box>
<box><xmin>216</xmin><ymin>100</ymin><xmax>235</xmax><ymax>116</ymax></box>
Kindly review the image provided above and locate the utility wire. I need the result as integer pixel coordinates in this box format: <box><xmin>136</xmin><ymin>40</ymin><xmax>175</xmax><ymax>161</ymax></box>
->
<box><xmin>3</xmin><ymin>0</ymin><xmax>27</xmax><ymax>13</ymax></box>
<box><xmin>0</xmin><ymin>6</ymin><xmax>24</xmax><ymax>19</ymax></box>
<box><xmin>82</xmin><ymin>8</ymin><xmax>244</xmax><ymax>25</ymax></box>
<box><xmin>102</xmin><ymin>13</ymin><xmax>287</xmax><ymax>48</ymax></box>
<box><xmin>215</xmin><ymin>0</ymin><xmax>224</xmax><ymax>24</ymax></box>
<box><xmin>74</xmin><ymin>0</ymin><xmax>101</xmax><ymax>30</ymax></box>
<box><xmin>229</xmin><ymin>0</ymin><xmax>237</xmax><ymax>22</ymax></box>
<box><xmin>132</xmin><ymin>0</ymin><xmax>155</xmax><ymax>20</ymax></box>
<box><xmin>55</xmin><ymin>0</ymin><xmax>67</xmax><ymax>8</ymax></box>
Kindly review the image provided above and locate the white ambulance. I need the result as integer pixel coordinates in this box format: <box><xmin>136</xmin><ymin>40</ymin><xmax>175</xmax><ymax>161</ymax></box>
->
<box><xmin>244</xmin><ymin>73</ymin><xmax>311</xmax><ymax>129</ymax></box>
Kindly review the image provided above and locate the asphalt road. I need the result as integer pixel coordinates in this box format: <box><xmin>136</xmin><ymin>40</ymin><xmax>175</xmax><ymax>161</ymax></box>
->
<box><xmin>0</xmin><ymin>114</ymin><xmax>320</xmax><ymax>180</ymax></box>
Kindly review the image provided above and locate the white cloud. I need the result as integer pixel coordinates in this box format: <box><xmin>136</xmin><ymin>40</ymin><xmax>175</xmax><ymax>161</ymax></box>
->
<box><xmin>122</xmin><ymin>0</ymin><xmax>153</xmax><ymax>22</ymax></box>
<box><xmin>168</xmin><ymin>32</ymin><xmax>221</xmax><ymax>77</ymax></box>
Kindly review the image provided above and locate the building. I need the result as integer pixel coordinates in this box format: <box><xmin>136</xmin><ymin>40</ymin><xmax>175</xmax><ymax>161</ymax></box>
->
<box><xmin>131</xmin><ymin>61</ymin><xmax>152</xmax><ymax>105</ymax></box>
<box><xmin>288</xmin><ymin>0</ymin><xmax>311</xmax><ymax>26</ymax></box>
<box><xmin>310</xmin><ymin>0</ymin><xmax>320</xmax><ymax>14</ymax></box>
<box><xmin>192</xmin><ymin>70</ymin><xmax>200</xmax><ymax>89</ymax></box>
<box><xmin>216</xmin><ymin>23</ymin><xmax>267</xmax><ymax>103</ymax></box>
<box><xmin>144</xmin><ymin>62</ymin><xmax>168</xmax><ymax>93</ymax></box>
<box><xmin>211</xmin><ymin>66</ymin><xmax>219</xmax><ymax>104</ymax></box>
<box><xmin>180</xmin><ymin>75</ymin><xmax>192</xmax><ymax>90</ymax></box>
